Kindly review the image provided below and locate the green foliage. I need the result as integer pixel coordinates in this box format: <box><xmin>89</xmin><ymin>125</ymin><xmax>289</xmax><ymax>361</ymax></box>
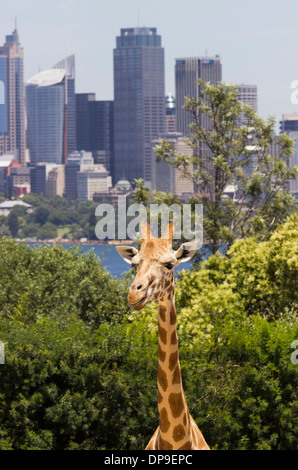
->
<box><xmin>1</xmin><ymin>194</ymin><xmax>102</xmax><ymax>240</ymax></box>
<box><xmin>155</xmin><ymin>80</ymin><xmax>298</xmax><ymax>253</ymax></box>
<box><xmin>0</xmin><ymin>215</ymin><xmax>297</xmax><ymax>449</ymax></box>
<box><xmin>0</xmin><ymin>238</ymin><xmax>128</xmax><ymax>326</ymax></box>
<box><xmin>182</xmin><ymin>313</ymin><xmax>298</xmax><ymax>450</ymax></box>
<box><xmin>176</xmin><ymin>213</ymin><xmax>298</xmax><ymax>338</ymax></box>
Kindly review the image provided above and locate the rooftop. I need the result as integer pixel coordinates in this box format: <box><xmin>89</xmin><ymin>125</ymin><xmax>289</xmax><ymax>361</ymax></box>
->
<box><xmin>0</xmin><ymin>200</ymin><xmax>32</xmax><ymax>209</ymax></box>
<box><xmin>27</xmin><ymin>69</ymin><xmax>66</xmax><ymax>87</ymax></box>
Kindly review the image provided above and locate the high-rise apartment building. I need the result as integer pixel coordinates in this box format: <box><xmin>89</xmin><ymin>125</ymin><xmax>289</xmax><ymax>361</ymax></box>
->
<box><xmin>175</xmin><ymin>56</ymin><xmax>222</xmax><ymax>135</ymax></box>
<box><xmin>0</xmin><ymin>28</ymin><xmax>26</xmax><ymax>165</ymax></box>
<box><xmin>113</xmin><ymin>27</ymin><xmax>165</xmax><ymax>184</ymax></box>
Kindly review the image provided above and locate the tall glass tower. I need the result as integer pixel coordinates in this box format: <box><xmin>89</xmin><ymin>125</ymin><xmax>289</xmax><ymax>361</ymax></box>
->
<box><xmin>26</xmin><ymin>69</ymin><xmax>66</xmax><ymax>165</ymax></box>
<box><xmin>0</xmin><ymin>28</ymin><xmax>26</xmax><ymax>165</ymax></box>
<box><xmin>175</xmin><ymin>56</ymin><xmax>222</xmax><ymax>135</ymax></box>
<box><xmin>53</xmin><ymin>55</ymin><xmax>76</xmax><ymax>155</ymax></box>
<box><xmin>113</xmin><ymin>27</ymin><xmax>165</xmax><ymax>184</ymax></box>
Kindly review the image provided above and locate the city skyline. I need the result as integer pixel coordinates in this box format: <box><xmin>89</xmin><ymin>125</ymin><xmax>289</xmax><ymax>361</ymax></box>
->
<box><xmin>1</xmin><ymin>0</ymin><xmax>298</xmax><ymax>127</ymax></box>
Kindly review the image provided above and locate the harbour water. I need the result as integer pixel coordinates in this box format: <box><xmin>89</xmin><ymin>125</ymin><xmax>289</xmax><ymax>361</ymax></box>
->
<box><xmin>29</xmin><ymin>243</ymin><xmax>194</xmax><ymax>277</ymax></box>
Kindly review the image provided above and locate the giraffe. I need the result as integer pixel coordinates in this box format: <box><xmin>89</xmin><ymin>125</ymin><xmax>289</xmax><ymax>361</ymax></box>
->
<box><xmin>116</xmin><ymin>221</ymin><xmax>210</xmax><ymax>451</ymax></box>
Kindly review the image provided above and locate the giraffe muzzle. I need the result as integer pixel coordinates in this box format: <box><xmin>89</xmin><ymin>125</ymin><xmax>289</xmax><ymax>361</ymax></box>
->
<box><xmin>128</xmin><ymin>295</ymin><xmax>148</xmax><ymax>310</ymax></box>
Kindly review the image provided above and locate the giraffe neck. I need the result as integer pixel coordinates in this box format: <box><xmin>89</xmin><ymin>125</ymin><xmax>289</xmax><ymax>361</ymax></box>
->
<box><xmin>156</xmin><ymin>291</ymin><xmax>192</xmax><ymax>450</ymax></box>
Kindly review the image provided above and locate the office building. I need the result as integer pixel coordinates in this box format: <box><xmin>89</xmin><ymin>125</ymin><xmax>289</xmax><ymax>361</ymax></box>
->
<box><xmin>65</xmin><ymin>150</ymin><xmax>112</xmax><ymax>201</ymax></box>
<box><xmin>151</xmin><ymin>133</ymin><xmax>194</xmax><ymax>196</ymax></box>
<box><xmin>236</xmin><ymin>84</ymin><xmax>258</xmax><ymax>113</ymax></box>
<box><xmin>0</xmin><ymin>27</ymin><xmax>26</xmax><ymax>165</ymax></box>
<box><xmin>77</xmin><ymin>152</ymin><xmax>112</xmax><ymax>201</ymax></box>
<box><xmin>280</xmin><ymin>114</ymin><xmax>298</xmax><ymax>199</ymax></box>
<box><xmin>65</xmin><ymin>151</ymin><xmax>82</xmax><ymax>200</ymax></box>
<box><xmin>76</xmin><ymin>94</ymin><xmax>113</xmax><ymax>173</ymax></box>
<box><xmin>8</xmin><ymin>166</ymin><xmax>31</xmax><ymax>196</ymax></box>
<box><xmin>26</xmin><ymin>56</ymin><xmax>76</xmax><ymax>166</ymax></box>
<box><xmin>26</xmin><ymin>69</ymin><xmax>66</xmax><ymax>165</ymax></box>
<box><xmin>165</xmin><ymin>93</ymin><xmax>176</xmax><ymax>133</ymax></box>
<box><xmin>53</xmin><ymin>55</ymin><xmax>76</xmax><ymax>154</ymax></box>
<box><xmin>30</xmin><ymin>163</ymin><xmax>64</xmax><ymax>197</ymax></box>
<box><xmin>175</xmin><ymin>56</ymin><xmax>222</xmax><ymax>135</ymax></box>
<box><xmin>113</xmin><ymin>27</ymin><xmax>165</xmax><ymax>184</ymax></box>
<box><xmin>76</xmin><ymin>93</ymin><xmax>96</xmax><ymax>151</ymax></box>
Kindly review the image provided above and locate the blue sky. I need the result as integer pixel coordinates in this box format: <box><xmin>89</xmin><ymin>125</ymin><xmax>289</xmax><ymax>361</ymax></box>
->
<box><xmin>2</xmin><ymin>0</ymin><xmax>298</xmax><ymax>127</ymax></box>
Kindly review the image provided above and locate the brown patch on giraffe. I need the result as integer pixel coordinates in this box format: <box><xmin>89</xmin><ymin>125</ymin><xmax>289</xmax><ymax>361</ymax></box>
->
<box><xmin>157</xmin><ymin>365</ymin><xmax>168</xmax><ymax>392</ymax></box>
<box><xmin>169</xmin><ymin>392</ymin><xmax>184</xmax><ymax>418</ymax></box>
<box><xmin>146</xmin><ymin>241</ymin><xmax>154</xmax><ymax>249</ymax></box>
<box><xmin>159</xmin><ymin>437</ymin><xmax>173</xmax><ymax>450</ymax></box>
<box><xmin>159</xmin><ymin>407</ymin><xmax>170</xmax><ymax>433</ymax></box>
<box><xmin>158</xmin><ymin>343</ymin><xmax>166</xmax><ymax>362</ymax></box>
<box><xmin>164</xmin><ymin>279</ymin><xmax>170</xmax><ymax>288</ymax></box>
<box><xmin>159</xmin><ymin>305</ymin><xmax>166</xmax><ymax>322</ymax></box>
<box><xmin>169</xmin><ymin>350</ymin><xmax>178</xmax><ymax>371</ymax></box>
<box><xmin>183</xmin><ymin>412</ymin><xmax>187</xmax><ymax>425</ymax></box>
<box><xmin>158</xmin><ymin>393</ymin><xmax>163</xmax><ymax>404</ymax></box>
<box><xmin>171</xmin><ymin>330</ymin><xmax>177</xmax><ymax>345</ymax></box>
<box><xmin>177</xmin><ymin>441</ymin><xmax>192</xmax><ymax>450</ymax></box>
<box><xmin>170</xmin><ymin>305</ymin><xmax>176</xmax><ymax>325</ymax></box>
<box><xmin>172</xmin><ymin>424</ymin><xmax>186</xmax><ymax>442</ymax></box>
<box><xmin>168</xmin><ymin>292</ymin><xmax>173</xmax><ymax>300</ymax></box>
<box><xmin>172</xmin><ymin>365</ymin><xmax>181</xmax><ymax>384</ymax></box>
<box><xmin>159</xmin><ymin>325</ymin><xmax>167</xmax><ymax>345</ymax></box>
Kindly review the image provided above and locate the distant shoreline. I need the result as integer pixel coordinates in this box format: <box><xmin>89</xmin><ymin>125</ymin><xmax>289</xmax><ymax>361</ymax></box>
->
<box><xmin>17</xmin><ymin>238</ymin><xmax>136</xmax><ymax>246</ymax></box>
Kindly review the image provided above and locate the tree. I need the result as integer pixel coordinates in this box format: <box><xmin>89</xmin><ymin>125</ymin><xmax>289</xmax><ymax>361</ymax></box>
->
<box><xmin>33</xmin><ymin>206</ymin><xmax>51</xmax><ymax>225</ymax></box>
<box><xmin>36</xmin><ymin>222</ymin><xmax>57</xmax><ymax>240</ymax></box>
<box><xmin>7</xmin><ymin>211</ymin><xmax>19</xmax><ymax>237</ymax></box>
<box><xmin>155</xmin><ymin>80</ymin><xmax>297</xmax><ymax>254</ymax></box>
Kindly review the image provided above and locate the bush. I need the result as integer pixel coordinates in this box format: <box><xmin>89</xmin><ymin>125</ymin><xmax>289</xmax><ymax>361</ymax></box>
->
<box><xmin>181</xmin><ymin>313</ymin><xmax>298</xmax><ymax>450</ymax></box>
<box><xmin>0</xmin><ymin>315</ymin><xmax>158</xmax><ymax>450</ymax></box>
<box><xmin>0</xmin><ymin>215</ymin><xmax>297</xmax><ymax>450</ymax></box>
<box><xmin>0</xmin><ymin>238</ymin><xmax>129</xmax><ymax>327</ymax></box>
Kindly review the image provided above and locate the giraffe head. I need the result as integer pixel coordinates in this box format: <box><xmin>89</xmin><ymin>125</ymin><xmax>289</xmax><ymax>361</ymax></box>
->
<box><xmin>116</xmin><ymin>221</ymin><xmax>197</xmax><ymax>310</ymax></box>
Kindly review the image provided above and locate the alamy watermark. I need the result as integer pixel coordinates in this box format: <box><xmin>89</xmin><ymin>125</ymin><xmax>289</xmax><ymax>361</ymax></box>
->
<box><xmin>291</xmin><ymin>340</ymin><xmax>298</xmax><ymax>365</ymax></box>
<box><xmin>0</xmin><ymin>341</ymin><xmax>4</xmax><ymax>365</ymax></box>
<box><xmin>94</xmin><ymin>197</ymin><xmax>203</xmax><ymax>247</ymax></box>
<box><xmin>290</xmin><ymin>80</ymin><xmax>298</xmax><ymax>104</ymax></box>
<box><xmin>0</xmin><ymin>80</ymin><xmax>4</xmax><ymax>105</ymax></box>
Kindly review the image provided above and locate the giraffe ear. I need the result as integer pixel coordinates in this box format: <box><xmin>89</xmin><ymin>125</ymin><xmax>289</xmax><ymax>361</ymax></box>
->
<box><xmin>174</xmin><ymin>240</ymin><xmax>197</xmax><ymax>264</ymax></box>
<box><xmin>116</xmin><ymin>246</ymin><xmax>139</xmax><ymax>265</ymax></box>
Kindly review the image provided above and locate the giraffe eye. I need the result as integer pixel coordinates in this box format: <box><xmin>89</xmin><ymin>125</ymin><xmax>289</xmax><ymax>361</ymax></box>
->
<box><xmin>164</xmin><ymin>262</ymin><xmax>175</xmax><ymax>270</ymax></box>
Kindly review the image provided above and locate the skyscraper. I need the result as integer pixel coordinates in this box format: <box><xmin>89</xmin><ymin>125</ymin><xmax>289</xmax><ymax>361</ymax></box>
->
<box><xmin>280</xmin><ymin>114</ymin><xmax>298</xmax><ymax>199</ymax></box>
<box><xmin>113</xmin><ymin>27</ymin><xmax>165</xmax><ymax>184</ymax></box>
<box><xmin>236</xmin><ymin>84</ymin><xmax>258</xmax><ymax>113</ymax></box>
<box><xmin>76</xmin><ymin>94</ymin><xmax>114</xmax><ymax>173</ymax></box>
<box><xmin>175</xmin><ymin>56</ymin><xmax>222</xmax><ymax>135</ymax></box>
<box><xmin>26</xmin><ymin>56</ymin><xmax>76</xmax><ymax>167</ymax></box>
<box><xmin>0</xmin><ymin>27</ymin><xmax>26</xmax><ymax>165</ymax></box>
<box><xmin>53</xmin><ymin>55</ymin><xmax>76</xmax><ymax>154</ymax></box>
<box><xmin>165</xmin><ymin>93</ymin><xmax>176</xmax><ymax>133</ymax></box>
<box><xmin>26</xmin><ymin>69</ymin><xmax>66</xmax><ymax>165</ymax></box>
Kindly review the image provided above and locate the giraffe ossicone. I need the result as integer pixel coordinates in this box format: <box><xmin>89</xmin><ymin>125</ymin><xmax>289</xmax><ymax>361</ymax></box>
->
<box><xmin>116</xmin><ymin>220</ymin><xmax>210</xmax><ymax>450</ymax></box>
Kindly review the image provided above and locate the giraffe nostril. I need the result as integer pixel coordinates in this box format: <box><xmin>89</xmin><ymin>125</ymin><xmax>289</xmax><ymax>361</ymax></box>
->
<box><xmin>136</xmin><ymin>284</ymin><xmax>143</xmax><ymax>290</ymax></box>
